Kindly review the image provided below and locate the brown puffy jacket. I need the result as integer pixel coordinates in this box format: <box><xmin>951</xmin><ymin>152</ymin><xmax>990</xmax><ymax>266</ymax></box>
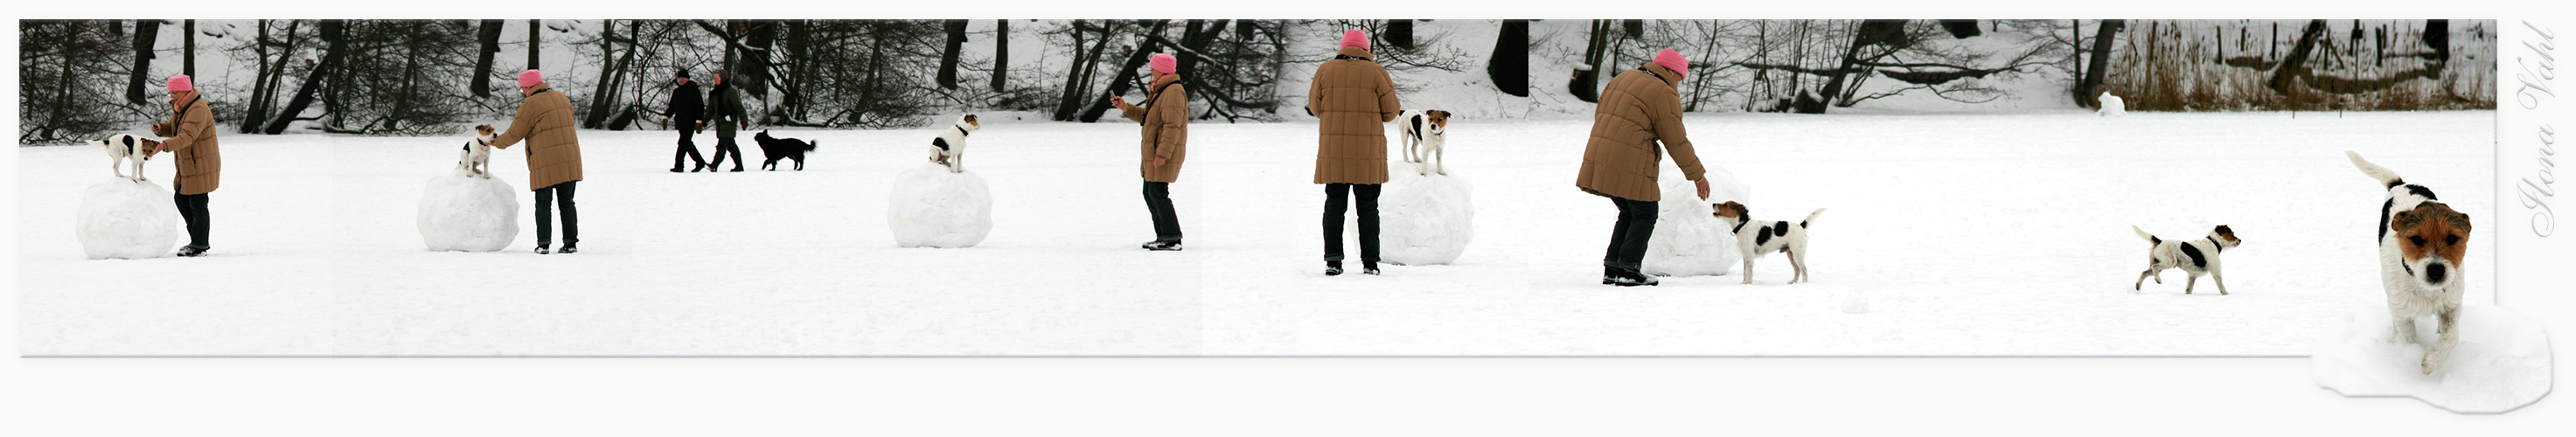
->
<box><xmin>1574</xmin><ymin>63</ymin><xmax>1705</xmax><ymax>201</ymax></box>
<box><xmin>491</xmin><ymin>83</ymin><xmax>585</xmax><ymax>191</ymax></box>
<box><xmin>1119</xmin><ymin>74</ymin><xmax>1189</xmax><ymax>183</ymax></box>
<box><xmin>157</xmin><ymin>94</ymin><xmax>221</xmax><ymax>195</ymax></box>
<box><xmin>1306</xmin><ymin>47</ymin><xmax>1402</xmax><ymax>184</ymax></box>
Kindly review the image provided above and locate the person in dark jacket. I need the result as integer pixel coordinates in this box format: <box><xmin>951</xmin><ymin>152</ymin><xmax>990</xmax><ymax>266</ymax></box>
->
<box><xmin>661</xmin><ymin>70</ymin><xmax>710</xmax><ymax>172</ymax></box>
<box><xmin>702</xmin><ymin>71</ymin><xmax>749</xmax><ymax>172</ymax></box>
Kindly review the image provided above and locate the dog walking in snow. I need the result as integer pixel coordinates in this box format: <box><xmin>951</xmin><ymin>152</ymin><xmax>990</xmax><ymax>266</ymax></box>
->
<box><xmin>750</xmin><ymin>130</ymin><xmax>818</xmax><ymax>171</ymax></box>
<box><xmin>1712</xmin><ymin>201</ymin><xmax>1824</xmax><ymax>284</ymax></box>
<box><xmin>457</xmin><ymin>124</ymin><xmax>498</xmax><ymax>178</ymax></box>
<box><xmin>2349</xmin><ymin>150</ymin><xmax>2472</xmax><ymax>374</ymax></box>
<box><xmin>1396</xmin><ymin>109</ymin><xmax>1452</xmax><ymax>176</ymax></box>
<box><xmin>927</xmin><ymin>114</ymin><xmax>980</xmax><ymax>173</ymax></box>
<box><xmin>2130</xmin><ymin>225</ymin><xmax>2242</xmax><ymax>295</ymax></box>
<box><xmin>92</xmin><ymin>134</ymin><xmax>160</xmax><ymax>183</ymax></box>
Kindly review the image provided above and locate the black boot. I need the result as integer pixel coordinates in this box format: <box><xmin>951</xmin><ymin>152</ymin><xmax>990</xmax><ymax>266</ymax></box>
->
<box><xmin>1603</xmin><ymin>267</ymin><xmax>1620</xmax><ymax>285</ymax></box>
<box><xmin>1326</xmin><ymin>260</ymin><xmax>1344</xmax><ymax>276</ymax></box>
<box><xmin>176</xmin><ymin>245</ymin><xmax>209</xmax><ymax>257</ymax></box>
<box><xmin>1142</xmin><ymin>239</ymin><xmax>1182</xmax><ymax>251</ymax></box>
<box><xmin>558</xmin><ymin>244</ymin><xmax>578</xmax><ymax>254</ymax></box>
<box><xmin>1362</xmin><ymin>261</ymin><xmax>1381</xmax><ymax>275</ymax></box>
<box><xmin>534</xmin><ymin>244</ymin><xmax>551</xmax><ymax>254</ymax></box>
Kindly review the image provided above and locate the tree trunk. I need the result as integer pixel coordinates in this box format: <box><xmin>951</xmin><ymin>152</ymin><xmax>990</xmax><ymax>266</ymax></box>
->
<box><xmin>242</xmin><ymin>20</ymin><xmax>273</xmax><ymax>133</ymax></box>
<box><xmin>2078</xmin><ymin>19</ymin><xmax>2125</xmax><ymax>108</ymax></box>
<box><xmin>1386</xmin><ymin>19</ymin><xmax>1413</xmax><ymax>49</ymax></box>
<box><xmin>584</xmin><ymin>20</ymin><xmax>617</xmax><ymax>128</ymax></box>
<box><xmin>183</xmin><ymin>19</ymin><xmax>195</xmax><ymax>77</ymax></box>
<box><xmin>526</xmin><ymin>19</ymin><xmax>540</xmax><ymax>70</ymax></box>
<box><xmin>472</xmin><ymin>19</ymin><xmax>503</xmax><ymax>98</ymax></box>
<box><xmin>2266</xmin><ymin>19</ymin><xmax>2327</xmax><ymax>95</ymax></box>
<box><xmin>1488</xmin><ymin>19</ymin><xmax>1528</xmax><ymax>97</ymax></box>
<box><xmin>265</xmin><ymin>20</ymin><xmax>345</xmax><ymax>135</ymax></box>
<box><xmin>938</xmin><ymin>19</ymin><xmax>967</xmax><ymax>89</ymax></box>
<box><xmin>1572</xmin><ymin>20</ymin><xmax>1610</xmax><ymax>102</ymax></box>
<box><xmin>125</xmin><ymin>19</ymin><xmax>160</xmax><ymax>106</ymax></box>
<box><xmin>991</xmin><ymin>19</ymin><xmax>1010</xmax><ymax>93</ymax></box>
<box><xmin>742</xmin><ymin>20</ymin><xmax>775</xmax><ymax>98</ymax></box>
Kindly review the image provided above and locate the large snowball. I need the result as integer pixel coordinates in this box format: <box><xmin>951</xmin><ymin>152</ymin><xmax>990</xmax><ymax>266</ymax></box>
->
<box><xmin>2312</xmin><ymin>305</ymin><xmax>2553</xmax><ymax>413</ymax></box>
<box><xmin>888</xmin><ymin>163</ymin><xmax>993</xmax><ymax>248</ymax></box>
<box><xmin>2097</xmin><ymin>93</ymin><xmax>2127</xmax><ymax>116</ymax></box>
<box><xmin>77</xmin><ymin>177</ymin><xmax>183</xmax><ymax>260</ymax></box>
<box><xmin>1641</xmin><ymin>165</ymin><xmax>1748</xmax><ymax>277</ymax></box>
<box><xmin>417</xmin><ymin>170</ymin><xmax>521</xmax><ymax>252</ymax></box>
<box><xmin>1380</xmin><ymin>161</ymin><xmax>1474</xmax><ymax>266</ymax></box>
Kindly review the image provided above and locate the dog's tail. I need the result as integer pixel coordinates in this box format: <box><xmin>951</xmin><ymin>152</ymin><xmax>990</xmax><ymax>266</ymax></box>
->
<box><xmin>2346</xmin><ymin>150</ymin><xmax>2405</xmax><ymax>189</ymax></box>
<box><xmin>804</xmin><ymin>140</ymin><xmax>818</xmax><ymax>153</ymax></box>
<box><xmin>2132</xmin><ymin>225</ymin><xmax>2162</xmax><ymax>245</ymax></box>
<box><xmin>1800</xmin><ymin>208</ymin><xmax>1826</xmax><ymax>228</ymax></box>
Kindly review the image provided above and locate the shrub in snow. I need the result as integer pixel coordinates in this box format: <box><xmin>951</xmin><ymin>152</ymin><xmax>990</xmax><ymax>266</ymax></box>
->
<box><xmin>1641</xmin><ymin>166</ymin><xmax>1749</xmax><ymax>277</ymax></box>
<box><xmin>1380</xmin><ymin>162</ymin><xmax>1473</xmax><ymax>266</ymax></box>
<box><xmin>76</xmin><ymin>177</ymin><xmax>183</xmax><ymax>260</ymax></box>
<box><xmin>2312</xmin><ymin>305</ymin><xmax>2553</xmax><ymax>413</ymax></box>
<box><xmin>2097</xmin><ymin>92</ymin><xmax>2126</xmax><ymax>116</ymax></box>
<box><xmin>888</xmin><ymin>163</ymin><xmax>993</xmax><ymax>248</ymax></box>
<box><xmin>417</xmin><ymin>169</ymin><xmax>520</xmax><ymax>252</ymax></box>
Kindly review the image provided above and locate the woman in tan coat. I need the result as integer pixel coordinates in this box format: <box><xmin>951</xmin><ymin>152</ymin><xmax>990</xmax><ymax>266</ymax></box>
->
<box><xmin>150</xmin><ymin>74</ymin><xmax>219</xmax><ymax>257</ymax></box>
<box><xmin>1576</xmin><ymin>50</ymin><xmax>1710</xmax><ymax>287</ymax></box>
<box><xmin>490</xmin><ymin>70</ymin><xmax>587</xmax><ymax>254</ymax></box>
<box><xmin>1306</xmin><ymin>30</ymin><xmax>1402</xmax><ymax>275</ymax></box>
<box><xmin>1112</xmin><ymin>53</ymin><xmax>1189</xmax><ymax>251</ymax></box>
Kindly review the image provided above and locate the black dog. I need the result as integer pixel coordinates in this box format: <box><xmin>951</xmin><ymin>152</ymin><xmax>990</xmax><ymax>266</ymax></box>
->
<box><xmin>751</xmin><ymin>130</ymin><xmax>818</xmax><ymax>170</ymax></box>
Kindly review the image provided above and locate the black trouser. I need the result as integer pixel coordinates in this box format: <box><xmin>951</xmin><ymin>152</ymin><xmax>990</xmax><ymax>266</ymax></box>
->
<box><xmin>708</xmin><ymin>136</ymin><xmax>744</xmax><ymax>170</ymax></box>
<box><xmin>171</xmin><ymin>182</ymin><xmax>210</xmax><ymax>248</ymax></box>
<box><xmin>672</xmin><ymin>118</ymin><xmax>707</xmax><ymax>170</ymax></box>
<box><xmin>533</xmin><ymin>181</ymin><xmax>579</xmax><ymax>246</ymax></box>
<box><xmin>1323</xmin><ymin>183</ymin><xmax>1381</xmax><ymax>262</ymax></box>
<box><xmin>1604</xmin><ymin>195</ymin><xmax>1659</xmax><ymax>271</ymax></box>
<box><xmin>1142</xmin><ymin>181</ymin><xmax>1182</xmax><ymax>242</ymax></box>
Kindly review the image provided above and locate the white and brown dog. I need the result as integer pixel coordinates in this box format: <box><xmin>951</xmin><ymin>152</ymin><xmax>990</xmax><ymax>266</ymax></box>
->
<box><xmin>91</xmin><ymin>134</ymin><xmax>161</xmax><ymax>183</ymax></box>
<box><xmin>1713</xmin><ymin>201</ymin><xmax>1825</xmax><ymax>284</ymax></box>
<box><xmin>928</xmin><ymin>114</ymin><xmax>980</xmax><ymax>173</ymax></box>
<box><xmin>1396</xmin><ymin>109</ymin><xmax>1452</xmax><ymax>176</ymax></box>
<box><xmin>2130</xmin><ymin>225</ymin><xmax>2242</xmax><ymax>295</ymax></box>
<box><xmin>456</xmin><ymin>124</ymin><xmax>497</xmax><ymax>178</ymax></box>
<box><xmin>2349</xmin><ymin>150</ymin><xmax>2471</xmax><ymax>374</ymax></box>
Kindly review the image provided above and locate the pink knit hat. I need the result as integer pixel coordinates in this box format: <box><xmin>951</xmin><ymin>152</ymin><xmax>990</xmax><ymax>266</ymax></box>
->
<box><xmin>165</xmin><ymin>74</ymin><xmax>193</xmax><ymax>92</ymax></box>
<box><xmin>1341</xmin><ymin>30</ymin><xmax>1369</xmax><ymax>50</ymax></box>
<box><xmin>1149</xmin><ymin>53</ymin><xmax>1177</xmax><ymax>74</ymax></box>
<box><xmin>517</xmin><ymin>70</ymin><xmax>544</xmax><ymax>87</ymax></box>
<box><xmin>1653</xmin><ymin>49</ymin><xmax>1688</xmax><ymax>78</ymax></box>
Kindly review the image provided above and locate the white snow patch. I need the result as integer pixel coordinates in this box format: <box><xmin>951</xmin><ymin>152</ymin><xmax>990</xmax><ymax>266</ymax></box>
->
<box><xmin>416</xmin><ymin>170</ymin><xmax>521</xmax><ymax>252</ymax></box>
<box><xmin>1839</xmin><ymin>291</ymin><xmax>1871</xmax><ymax>315</ymax></box>
<box><xmin>1379</xmin><ymin>161</ymin><xmax>1474</xmax><ymax>266</ymax></box>
<box><xmin>2312</xmin><ymin>305</ymin><xmax>2553</xmax><ymax>413</ymax></box>
<box><xmin>1640</xmin><ymin>165</ymin><xmax>1748</xmax><ymax>277</ymax></box>
<box><xmin>76</xmin><ymin>177</ymin><xmax>183</xmax><ymax>260</ymax></box>
<box><xmin>887</xmin><ymin>163</ymin><xmax>994</xmax><ymax>248</ymax></box>
<box><xmin>2098</xmin><ymin>93</ymin><xmax>2127</xmax><ymax>116</ymax></box>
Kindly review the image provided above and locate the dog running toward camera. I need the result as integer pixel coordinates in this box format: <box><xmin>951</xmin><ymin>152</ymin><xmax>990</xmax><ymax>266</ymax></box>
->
<box><xmin>456</xmin><ymin>124</ymin><xmax>497</xmax><ymax>178</ymax></box>
<box><xmin>2349</xmin><ymin>150</ymin><xmax>2471</xmax><ymax>375</ymax></box>
<box><xmin>1712</xmin><ymin>201</ymin><xmax>1825</xmax><ymax>284</ymax></box>
<box><xmin>751</xmin><ymin>130</ymin><xmax>819</xmax><ymax>171</ymax></box>
<box><xmin>2130</xmin><ymin>225</ymin><xmax>2242</xmax><ymax>295</ymax></box>
<box><xmin>927</xmin><ymin>114</ymin><xmax>981</xmax><ymax>173</ymax></box>
<box><xmin>92</xmin><ymin>134</ymin><xmax>161</xmax><ymax>183</ymax></box>
<box><xmin>1396</xmin><ymin>109</ymin><xmax>1452</xmax><ymax>176</ymax></box>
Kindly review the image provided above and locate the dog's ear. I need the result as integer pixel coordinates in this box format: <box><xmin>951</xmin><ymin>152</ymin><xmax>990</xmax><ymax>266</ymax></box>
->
<box><xmin>963</xmin><ymin>114</ymin><xmax>979</xmax><ymax>126</ymax></box>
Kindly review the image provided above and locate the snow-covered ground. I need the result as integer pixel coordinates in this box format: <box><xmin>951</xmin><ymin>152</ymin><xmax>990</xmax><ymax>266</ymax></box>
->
<box><xmin>2313</xmin><ymin>305</ymin><xmax>2552</xmax><ymax>413</ymax></box>
<box><xmin>16</xmin><ymin>110</ymin><xmax>2492</xmax><ymax>356</ymax></box>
